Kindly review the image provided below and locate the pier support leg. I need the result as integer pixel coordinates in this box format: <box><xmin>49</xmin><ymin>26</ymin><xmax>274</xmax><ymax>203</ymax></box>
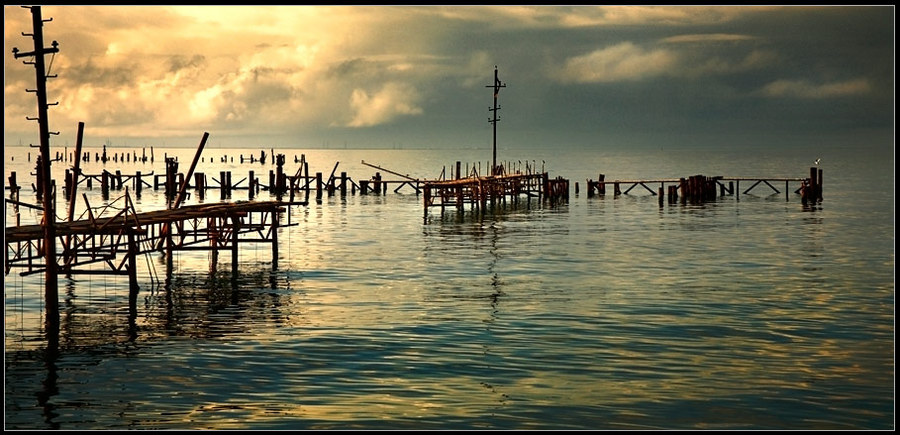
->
<box><xmin>271</xmin><ymin>209</ymin><xmax>279</xmax><ymax>270</ymax></box>
<box><xmin>232</xmin><ymin>215</ymin><xmax>240</xmax><ymax>281</ymax></box>
<box><xmin>316</xmin><ymin>172</ymin><xmax>323</xmax><ymax>202</ymax></box>
<box><xmin>128</xmin><ymin>232</ymin><xmax>139</xmax><ymax>321</ymax></box>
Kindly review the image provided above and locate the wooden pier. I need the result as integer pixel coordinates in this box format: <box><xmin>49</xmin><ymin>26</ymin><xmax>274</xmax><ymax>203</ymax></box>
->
<box><xmin>6</xmin><ymin>200</ymin><xmax>287</xmax><ymax>281</ymax></box>
<box><xmin>584</xmin><ymin>167</ymin><xmax>823</xmax><ymax>204</ymax></box>
<box><xmin>422</xmin><ymin>171</ymin><xmax>569</xmax><ymax>217</ymax></box>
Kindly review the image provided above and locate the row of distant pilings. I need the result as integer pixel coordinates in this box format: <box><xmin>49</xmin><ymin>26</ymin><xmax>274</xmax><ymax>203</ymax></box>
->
<box><xmin>13</xmin><ymin>146</ymin><xmax>293</xmax><ymax>166</ymax></box>
<box><xmin>6</xmin><ymin>149</ymin><xmax>823</xmax><ymax>216</ymax></box>
<box><xmin>7</xmin><ymin>152</ymin><xmax>411</xmax><ymax>214</ymax></box>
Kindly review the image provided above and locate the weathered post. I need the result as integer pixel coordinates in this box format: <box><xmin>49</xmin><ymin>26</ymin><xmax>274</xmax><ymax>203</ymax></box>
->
<box><xmin>64</xmin><ymin>169</ymin><xmax>72</xmax><ymax>200</ymax></box>
<box><xmin>801</xmin><ymin>180</ymin><xmax>809</xmax><ymax>205</ymax></box>
<box><xmin>13</xmin><ymin>6</ymin><xmax>61</xmax><ymax>337</ymax></box>
<box><xmin>810</xmin><ymin>167</ymin><xmax>818</xmax><ymax>204</ymax></box>
<box><xmin>134</xmin><ymin>171</ymin><xmax>144</xmax><ymax>198</ymax></box>
<box><xmin>8</xmin><ymin>172</ymin><xmax>19</xmax><ymax>201</ymax></box>
<box><xmin>303</xmin><ymin>160</ymin><xmax>310</xmax><ymax>201</ymax></box>
<box><xmin>194</xmin><ymin>172</ymin><xmax>204</xmax><ymax>199</ymax></box>
<box><xmin>373</xmin><ymin>172</ymin><xmax>382</xmax><ymax>194</ymax></box>
<box><xmin>423</xmin><ymin>185</ymin><xmax>431</xmax><ymax>219</ymax></box>
<box><xmin>221</xmin><ymin>171</ymin><xmax>228</xmax><ymax>200</ymax></box>
<box><xmin>127</xmin><ymin>230</ymin><xmax>139</xmax><ymax>318</ymax></box>
<box><xmin>275</xmin><ymin>154</ymin><xmax>286</xmax><ymax>195</ymax></box>
<box><xmin>316</xmin><ymin>172</ymin><xmax>323</xmax><ymax>201</ymax></box>
<box><xmin>817</xmin><ymin>168</ymin><xmax>823</xmax><ymax>202</ymax></box>
<box><xmin>248</xmin><ymin>170</ymin><xmax>255</xmax><ymax>200</ymax></box>
<box><xmin>165</xmin><ymin>157</ymin><xmax>178</xmax><ymax>201</ymax></box>
<box><xmin>271</xmin><ymin>208</ymin><xmax>279</xmax><ymax>270</ymax></box>
<box><xmin>101</xmin><ymin>170</ymin><xmax>110</xmax><ymax>198</ymax></box>
<box><xmin>232</xmin><ymin>214</ymin><xmax>240</xmax><ymax>280</ymax></box>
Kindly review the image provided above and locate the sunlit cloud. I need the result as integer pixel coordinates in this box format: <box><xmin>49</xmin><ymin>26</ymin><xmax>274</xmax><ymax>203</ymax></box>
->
<box><xmin>661</xmin><ymin>33</ymin><xmax>756</xmax><ymax>43</ymax></box>
<box><xmin>470</xmin><ymin>5</ymin><xmax>775</xmax><ymax>28</ymax></box>
<box><xmin>554</xmin><ymin>32</ymin><xmax>778</xmax><ymax>84</ymax></box>
<box><xmin>556</xmin><ymin>42</ymin><xmax>678</xmax><ymax>83</ymax></box>
<box><xmin>346</xmin><ymin>82</ymin><xmax>423</xmax><ymax>128</ymax></box>
<box><xmin>758</xmin><ymin>78</ymin><xmax>872</xmax><ymax>98</ymax></box>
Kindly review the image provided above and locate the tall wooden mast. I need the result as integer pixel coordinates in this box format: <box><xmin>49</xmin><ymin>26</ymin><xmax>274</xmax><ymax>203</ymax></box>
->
<box><xmin>486</xmin><ymin>66</ymin><xmax>506</xmax><ymax>175</ymax></box>
<box><xmin>13</xmin><ymin>6</ymin><xmax>61</xmax><ymax>333</ymax></box>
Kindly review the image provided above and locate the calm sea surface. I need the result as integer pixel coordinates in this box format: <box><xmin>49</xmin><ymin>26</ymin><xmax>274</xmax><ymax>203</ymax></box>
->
<box><xmin>4</xmin><ymin>143</ymin><xmax>894</xmax><ymax>430</ymax></box>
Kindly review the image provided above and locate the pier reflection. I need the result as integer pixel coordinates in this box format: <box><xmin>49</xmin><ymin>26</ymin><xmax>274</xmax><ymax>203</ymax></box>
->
<box><xmin>5</xmin><ymin>264</ymin><xmax>296</xmax><ymax>429</ymax></box>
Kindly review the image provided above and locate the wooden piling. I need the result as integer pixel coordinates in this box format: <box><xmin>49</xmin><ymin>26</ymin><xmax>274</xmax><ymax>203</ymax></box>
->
<box><xmin>248</xmin><ymin>171</ymin><xmax>255</xmax><ymax>200</ymax></box>
<box><xmin>8</xmin><ymin>171</ymin><xmax>18</xmax><ymax>197</ymax></box>
<box><xmin>271</xmin><ymin>209</ymin><xmax>279</xmax><ymax>270</ymax></box>
<box><xmin>817</xmin><ymin>168</ymin><xmax>823</xmax><ymax>201</ymax></box>
<box><xmin>221</xmin><ymin>171</ymin><xmax>228</xmax><ymax>200</ymax></box>
<box><xmin>135</xmin><ymin>171</ymin><xmax>142</xmax><ymax>196</ymax></box>
<box><xmin>232</xmin><ymin>214</ymin><xmax>240</xmax><ymax>279</ymax></box>
<box><xmin>64</xmin><ymin>169</ymin><xmax>72</xmax><ymax>200</ymax></box>
<box><xmin>275</xmin><ymin>154</ymin><xmax>286</xmax><ymax>195</ymax></box>
<box><xmin>316</xmin><ymin>172</ymin><xmax>323</xmax><ymax>201</ymax></box>
<box><xmin>101</xmin><ymin>170</ymin><xmax>109</xmax><ymax>197</ymax></box>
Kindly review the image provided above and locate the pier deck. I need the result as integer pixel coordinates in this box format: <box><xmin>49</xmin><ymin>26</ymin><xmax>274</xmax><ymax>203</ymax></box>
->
<box><xmin>585</xmin><ymin>174</ymin><xmax>818</xmax><ymax>202</ymax></box>
<box><xmin>422</xmin><ymin>172</ymin><xmax>569</xmax><ymax>216</ymax></box>
<box><xmin>6</xmin><ymin>200</ymin><xmax>287</xmax><ymax>278</ymax></box>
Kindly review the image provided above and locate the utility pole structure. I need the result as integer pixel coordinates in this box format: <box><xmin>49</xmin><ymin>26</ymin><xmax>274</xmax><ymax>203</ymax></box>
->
<box><xmin>486</xmin><ymin>66</ymin><xmax>505</xmax><ymax>176</ymax></box>
<box><xmin>13</xmin><ymin>6</ymin><xmax>61</xmax><ymax>334</ymax></box>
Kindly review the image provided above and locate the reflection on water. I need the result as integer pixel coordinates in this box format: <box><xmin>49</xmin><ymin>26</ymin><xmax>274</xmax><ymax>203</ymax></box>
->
<box><xmin>4</xmin><ymin>147</ymin><xmax>894</xmax><ymax>430</ymax></box>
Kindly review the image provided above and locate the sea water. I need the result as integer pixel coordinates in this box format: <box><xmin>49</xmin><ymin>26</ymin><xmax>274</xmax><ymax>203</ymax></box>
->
<box><xmin>3</xmin><ymin>143</ymin><xmax>894</xmax><ymax>429</ymax></box>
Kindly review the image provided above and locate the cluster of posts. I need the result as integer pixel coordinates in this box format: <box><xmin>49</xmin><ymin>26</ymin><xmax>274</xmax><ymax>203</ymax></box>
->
<box><xmin>584</xmin><ymin>167</ymin><xmax>823</xmax><ymax>206</ymax></box>
<box><xmin>801</xmin><ymin>166</ymin><xmax>824</xmax><ymax>205</ymax></box>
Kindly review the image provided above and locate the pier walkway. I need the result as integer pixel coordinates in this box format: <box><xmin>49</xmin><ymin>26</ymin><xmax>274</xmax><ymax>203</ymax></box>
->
<box><xmin>584</xmin><ymin>167</ymin><xmax>823</xmax><ymax>204</ymax></box>
<box><xmin>5</xmin><ymin>200</ymin><xmax>287</xmax><ymax>282</ymax></box>
<box><xmin>422</xmin><ymin>172</ymin><xmax>569</xmax><ymax>217</ymax></box>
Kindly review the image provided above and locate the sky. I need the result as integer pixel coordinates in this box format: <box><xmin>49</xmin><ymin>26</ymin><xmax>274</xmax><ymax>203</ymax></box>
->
<box><xmin>3</xmin><ymin>5</ymin><xmax>895</xmax><ymax>151</ymax></box>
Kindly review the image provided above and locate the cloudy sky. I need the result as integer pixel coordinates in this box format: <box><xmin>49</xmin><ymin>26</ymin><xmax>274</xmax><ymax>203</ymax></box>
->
<box><xmin>4</xmin><ymin>5</ymin><xmax>894</xmax><ymax>151</ymax></box>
